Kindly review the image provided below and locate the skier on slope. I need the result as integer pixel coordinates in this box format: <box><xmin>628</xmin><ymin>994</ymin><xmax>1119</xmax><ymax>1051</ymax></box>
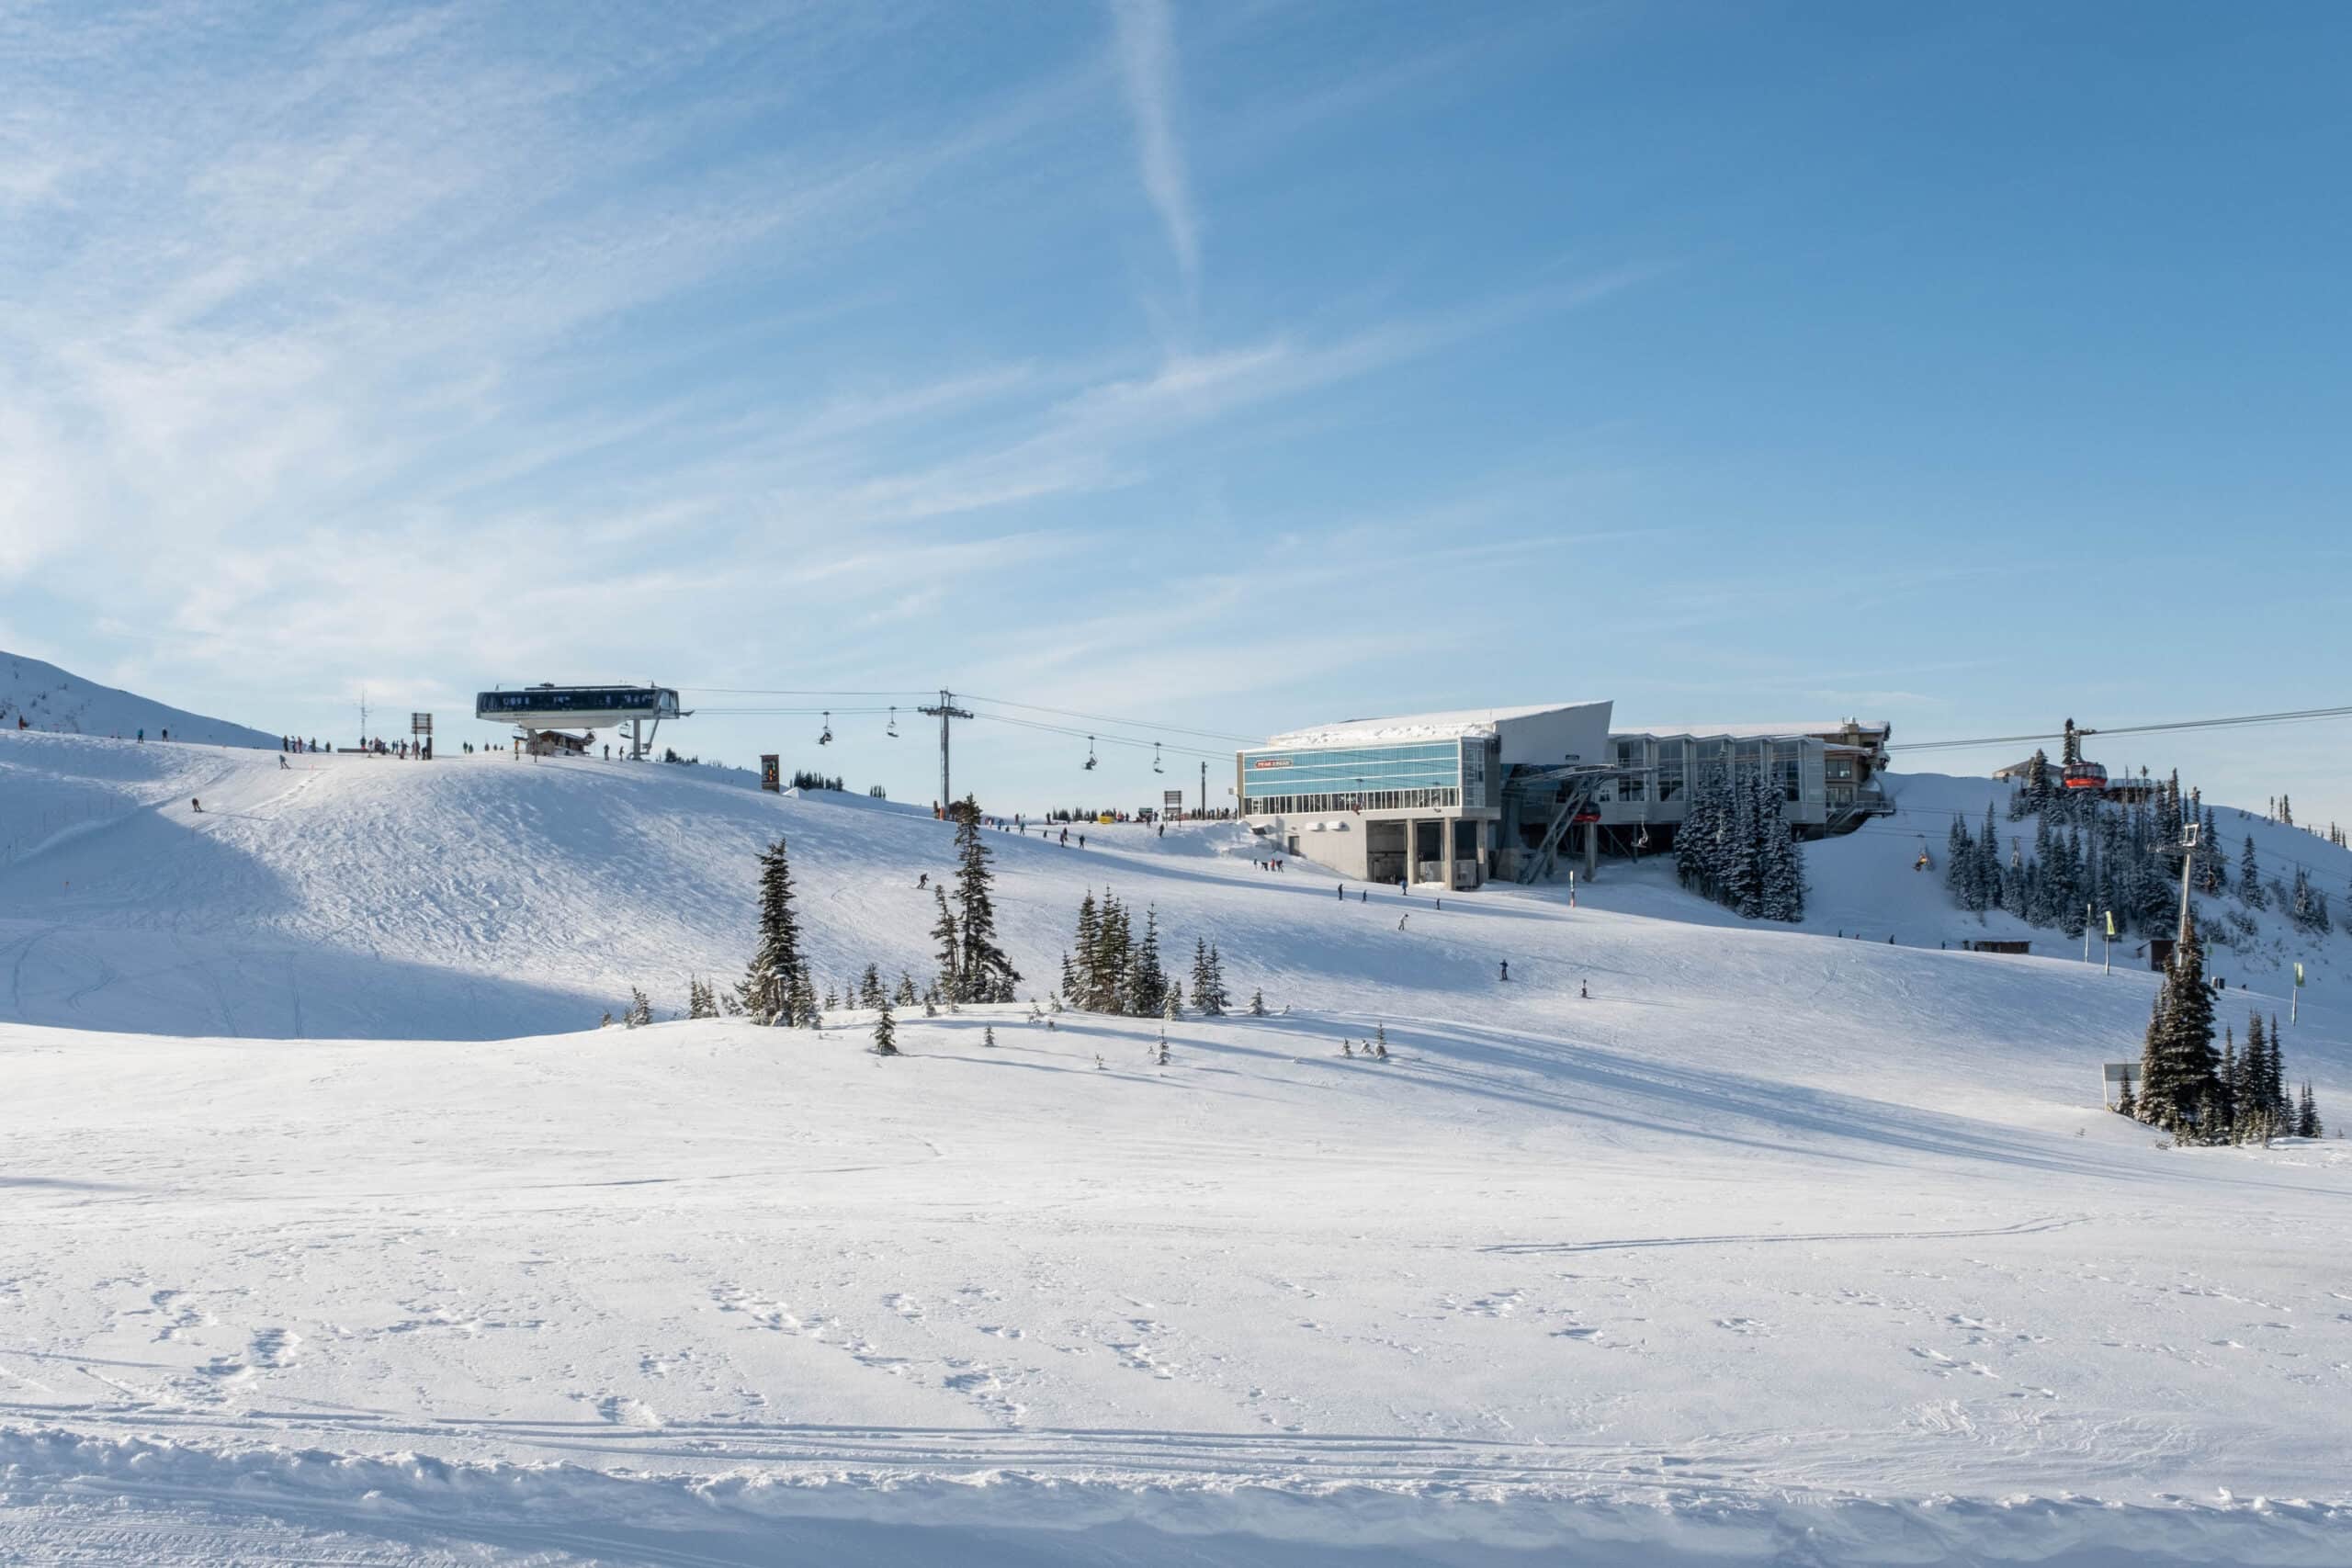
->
<box><xmin>1499</xmin><ymin>960</ymin><xmax>1509</xmax><ymax>982</ymax></box>
<box><xmin>1397</xmin><ymin>913</ymin><xmax>1409</xmax><ymax>931</ymax></box>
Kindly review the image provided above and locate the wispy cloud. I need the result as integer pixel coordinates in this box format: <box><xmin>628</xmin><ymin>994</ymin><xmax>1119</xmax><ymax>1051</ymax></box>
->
<box><xmin>1110</xmin><ymin>0</ymin><xmax>1200</xmax><ymax>307</ymax></box>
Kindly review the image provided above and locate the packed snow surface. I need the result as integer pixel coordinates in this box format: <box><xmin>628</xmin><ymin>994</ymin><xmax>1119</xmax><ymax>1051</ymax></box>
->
<box><xmin>3</xmin><ymin>729</ymin><xmax>2349</xmax><ymax>1563</ymax></box>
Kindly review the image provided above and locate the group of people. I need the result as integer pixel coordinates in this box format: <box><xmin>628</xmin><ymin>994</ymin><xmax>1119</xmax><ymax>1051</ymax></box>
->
<box><xmin>279</xmin><ymin>736</ymin><xmax>321</xmax><ymax>752</ymax></box>
<box><xmin>345</xmin><ymin>737</ymin><xmax>428</xmax><ymax>759</ymax></box>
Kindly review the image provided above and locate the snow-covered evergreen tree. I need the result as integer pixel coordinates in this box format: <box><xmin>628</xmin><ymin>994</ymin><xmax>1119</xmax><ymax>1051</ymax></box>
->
<box><xmin>2239</xmin><ymin>836</ymin><xmax>2265</xmax><ymax>908</ymax></box>
<box><xmin>1248</xmin><ymin>987</ymin><xmax>1265</xmax><ymax>1017</ymax></box>
<box><xmin>1124</xmin><ymin>905</ymin><xmax>1167</xmax><ymax>1017</ymax></box>
<box><xmin>1756</xmin><ymin>780</ymin><xmax>1804</xmax><ymax>922</ymax></box>
<box><xmin>2134</xmin><ymin>913</ymin><xmax>2220</xmax><ymax>1138</ymax></box>
<box><xmin>871</xmin><ymin>997</ymin><xmax>898</xmax><ymax>1055</ymax></box>
<box><xmin>624</xmin><ymin>986</ymin><xmax>651</xmax><ymax>1028</ymax></box>
<box><xmin>1069</xmin><ymin>893</ymin><xmax>1100</xmax><ymax>1004</ymax></box>
<box><xmin>894</xmin><ymin>973</ymin><xmax>917</xmax><ymax>1006</ymax></box>
<box><xmin>735</xmin><ymin>836</ymin><xmax>806</xmax><ymax>1024</ymax></box>
<box><xmin>948</xmin><ymin>796</ymin><xmax>1020</xmax><ymax>1001</ymax></box>
<box><xmin>930</xmin><ymin>886</ymin><xmax>961</xmax><ymax>1001</ymax></box>
<box><xmin>858</xmin><ymin>964</ymin><xmax>885</xmax><ymax>1009</ymax></box>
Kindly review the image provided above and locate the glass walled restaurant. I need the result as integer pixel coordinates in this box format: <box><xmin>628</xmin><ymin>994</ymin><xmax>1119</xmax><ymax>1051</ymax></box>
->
<box><xmin>1235</xmin><ymin>704</ymin><xmax>1614</xmax><ymax>891</ymax></box>
<box><xmin>1238</xmin><ymin>739</ymin><xmax>1498</xmax><ymax>818</ymax></box>
<box><xmin>1236</xmin><ymin>705</ymin><xmax>1889</xmax><ymax>890</ymax></box>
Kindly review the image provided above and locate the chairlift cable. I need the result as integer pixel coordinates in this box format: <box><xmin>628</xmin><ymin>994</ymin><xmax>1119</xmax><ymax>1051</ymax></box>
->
<box><xmin>1893</xmin><ymin>705</ymin><xmax>2352</xmax><ymax>754</ymax></box>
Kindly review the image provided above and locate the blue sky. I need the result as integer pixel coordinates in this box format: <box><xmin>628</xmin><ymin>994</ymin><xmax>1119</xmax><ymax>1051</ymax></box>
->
<box><xmin>3</xmin><ymin>2</ymin><xmax>2347</xmax><ymax>820</ymax></box>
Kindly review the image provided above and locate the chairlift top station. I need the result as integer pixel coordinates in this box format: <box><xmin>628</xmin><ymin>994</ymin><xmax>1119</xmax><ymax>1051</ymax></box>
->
<box><xmin>475</xmin><ymin>684</ymin><xmax>685</xmax><ymax>756</ymax></box>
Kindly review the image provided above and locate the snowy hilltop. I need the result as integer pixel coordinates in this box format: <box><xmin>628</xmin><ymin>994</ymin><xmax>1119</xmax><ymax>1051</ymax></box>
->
<box><xmin>1</xmin><ymin>720</ymin><xmax>2348</xmax><ymax>1564</ymax></box>
<box><xmin>1</xmin><ymin>650</ymin><xmax>278</xmax><ymax>750</ymax></box>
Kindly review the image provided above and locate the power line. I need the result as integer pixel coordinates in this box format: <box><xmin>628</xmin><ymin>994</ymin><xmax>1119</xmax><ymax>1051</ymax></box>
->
<box><xmin>677</xmin><ymin>685</ymin><xmax>936</xmax><ymax>697</ymax></box>
<box><xmin>959</xmin><ymin>693</ymin><xmax>1261</xmax><ymax>745</ymax></box>
<box><xmin>968</xmin><ymin>710</ymin><xmax>1229</xmax><ymax>761</ymax></box>
<box><xmin>1893</xmin><ymin>705</ymin><xmax>2352</xmax><ymax>754</ymax></box>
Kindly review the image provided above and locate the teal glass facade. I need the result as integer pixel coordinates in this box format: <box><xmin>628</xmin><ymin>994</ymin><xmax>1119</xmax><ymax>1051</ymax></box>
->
<box><xmin>1239</xmin><ymin>740</ymin><xmax>1465</xmax><ymax>816</ymax></box>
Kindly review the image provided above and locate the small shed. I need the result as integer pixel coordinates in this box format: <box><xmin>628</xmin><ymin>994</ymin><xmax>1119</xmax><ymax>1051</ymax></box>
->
<box><xmin>520</xmin><ymin>728</ymin><xmax>591</xmax><ymax>757</ymax></box>
<box><xmin>2147</xmin><ymin>937</ymin><xmax>2176</xmax><ymax>972</ymax></box>
<box><xmin>1962</xmin><ymin>939</ymin><xmax>2032</xmax><ymax>955</ymax></box>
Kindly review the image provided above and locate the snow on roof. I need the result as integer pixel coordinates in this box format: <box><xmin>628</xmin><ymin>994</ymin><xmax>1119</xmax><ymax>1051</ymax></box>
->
<box><xmin>1624</xmin><ymin>721</ymin><xmax>1890</xmax><ymax>741</ymax></box>
<box><xmin>1264</xmin><ymin>702</ymin><xmax>1604</xmax><ymax>750</ymax></box>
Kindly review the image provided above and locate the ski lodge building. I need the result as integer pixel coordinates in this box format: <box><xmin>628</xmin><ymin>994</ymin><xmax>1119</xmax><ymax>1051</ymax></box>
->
<box><xmin>1234</xmin><ymin>702</ymin><xmax>1891</xmax><ymax>891</ymax></box>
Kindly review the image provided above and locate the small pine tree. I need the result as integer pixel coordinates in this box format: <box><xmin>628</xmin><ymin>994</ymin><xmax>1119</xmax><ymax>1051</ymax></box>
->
<box><xmin>2135</xmin><ymin>914</ymin><xmax>2221</xmax><ymax>1138</ymax></box>
<box><xmin>1374</xmin><ymin>1021</ymin><xmax>1388</xmax><ymax>1052</ymax></box>
<box><xmin>788</xmin><ymin>971</ymin><xmax>817</xmax><ymax>1029</ymax></box>
<box><xmin>1163</xmin><ymin>982</ymin><xmax>1182</xmax><ymax>1021</ymax></box>
<box><xmin>1248</xmin><ymin>987</ymin><xmax>1265</xmax><ymax>1017</ymax></box>
<box><xmin>2240</xmin><ymin>837</ymin><xmax>2265</xmax><ymax>908</ymax></box>
<box><xmin>949</xmin><ymin>796</ymin><xmax>1020</xmax><ymax>1001</ymax></box>
<box><xmin>872</xmin><ymin>998</ymin><xmax>898</xmax><ymax>1055</ymax></box>
<box><xmin>859</xmin><ymin>964</ymin><xmax>885</xmax><ymax>1008</ymax></box>
<box><xmin>984</xmin><ymin>1025</ymin><xmax>997</xmax><ymax>1047</ymax></box>
<box><xmin>2296</xmin><ymin>1082</ymin><xmax>2322</xmax><ymax>1139</ymax></box>
<box><xmin>822</xmin><ymin>985</ymin><xmax>840</xmax><ymax>1011</ymax></box>
<box><xmin>895</xmin><ymin>973</ymin><xmax>918</xmax><ymax>1006</ymax></box>
<box><xmin>625</xmin><ymin>987</ymin><xmax>651</xmax><ymax>1029</ymax></box>
<box><xmin>735</xmin><ymin>836</ymin><xmax>806</xmax><ymax>1024</ymax></box>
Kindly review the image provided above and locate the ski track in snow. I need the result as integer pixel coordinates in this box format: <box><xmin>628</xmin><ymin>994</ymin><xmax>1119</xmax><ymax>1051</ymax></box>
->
<box><xmin>2</xmin><ymin>729</ymin><xmax>2350</xmax><ymax>1562</ymax></box>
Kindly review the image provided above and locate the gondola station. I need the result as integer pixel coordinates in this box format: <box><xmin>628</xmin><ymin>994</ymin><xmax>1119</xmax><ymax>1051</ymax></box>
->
<box><xmin>1234</xmin><ymin>702</ymin><xmax>1894</xmax><ymax>891</ymax></box>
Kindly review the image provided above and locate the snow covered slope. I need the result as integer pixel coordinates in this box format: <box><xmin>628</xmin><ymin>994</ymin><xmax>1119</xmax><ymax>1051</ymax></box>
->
<box><xmin>8</xmin><ymin>728</ymin><xmax>2346</xmax><ymax>1047</ymax></box>
<box><xmin>0</xmin><ymin>650</ymin><xmax>279</xmax><ymax>750</ymax></box>
<box><xmin>3</xmin><ymin>729</ymin><xmax>2349</xmax><ymax>1562</ymax></box>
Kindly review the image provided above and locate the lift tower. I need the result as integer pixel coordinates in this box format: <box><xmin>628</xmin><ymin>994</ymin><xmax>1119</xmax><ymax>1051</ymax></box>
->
<box><xmin>918</xmin><ymin>689</ymin><xmax>973</xmax><ymax>807</ymax></box>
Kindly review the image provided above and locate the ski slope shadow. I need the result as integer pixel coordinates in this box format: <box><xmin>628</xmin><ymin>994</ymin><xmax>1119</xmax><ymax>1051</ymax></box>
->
<box><xmin>1246</xmin><ymin>1010</ymin><xmax>2348</xmax><ymax>1196</ymax></box>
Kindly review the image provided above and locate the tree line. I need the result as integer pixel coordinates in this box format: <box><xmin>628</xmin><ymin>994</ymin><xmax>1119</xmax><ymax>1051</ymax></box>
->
<box><xmin>1059</xmin><ymin>887</ymin><xmax>1237</xmax><ymax>1018</ymax></box>
<box><xmin>1954</xmin><ymin>753</ymin><xmax>2339</xmax><ymax>943</ymax></box>
<box><xmin>2125</xmin><ymin>915</ymin><xmax>2324</xmax><ymax>1143</ymax></box>
<box><xmin>1672</xmin><ymin>768</ymin><xmax>1805</xmax><ymax>921</ymax></box>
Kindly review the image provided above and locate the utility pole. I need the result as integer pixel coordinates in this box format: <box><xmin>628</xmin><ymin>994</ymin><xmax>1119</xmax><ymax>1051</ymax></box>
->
<box><xmin>917</xmin><ymin>688</ymin><xmax>972</xmax><ymax>807</ymax></box>
<box><xmin>1199</xmin><ymin>759</ymin><xmax>1206</xmax><ymax>818</ymax></box>
<box><xmin>357</xmin><ymin>688</ymin><xmax>369</xmax><ymax>747</ymax></box>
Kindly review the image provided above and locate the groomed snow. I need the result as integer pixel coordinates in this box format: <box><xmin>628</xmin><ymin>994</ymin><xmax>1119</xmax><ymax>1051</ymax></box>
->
<box><xmin>3</xmin><ymin>729</ymin><xmax>2348</xmax><ymax>1563</ymax></box>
